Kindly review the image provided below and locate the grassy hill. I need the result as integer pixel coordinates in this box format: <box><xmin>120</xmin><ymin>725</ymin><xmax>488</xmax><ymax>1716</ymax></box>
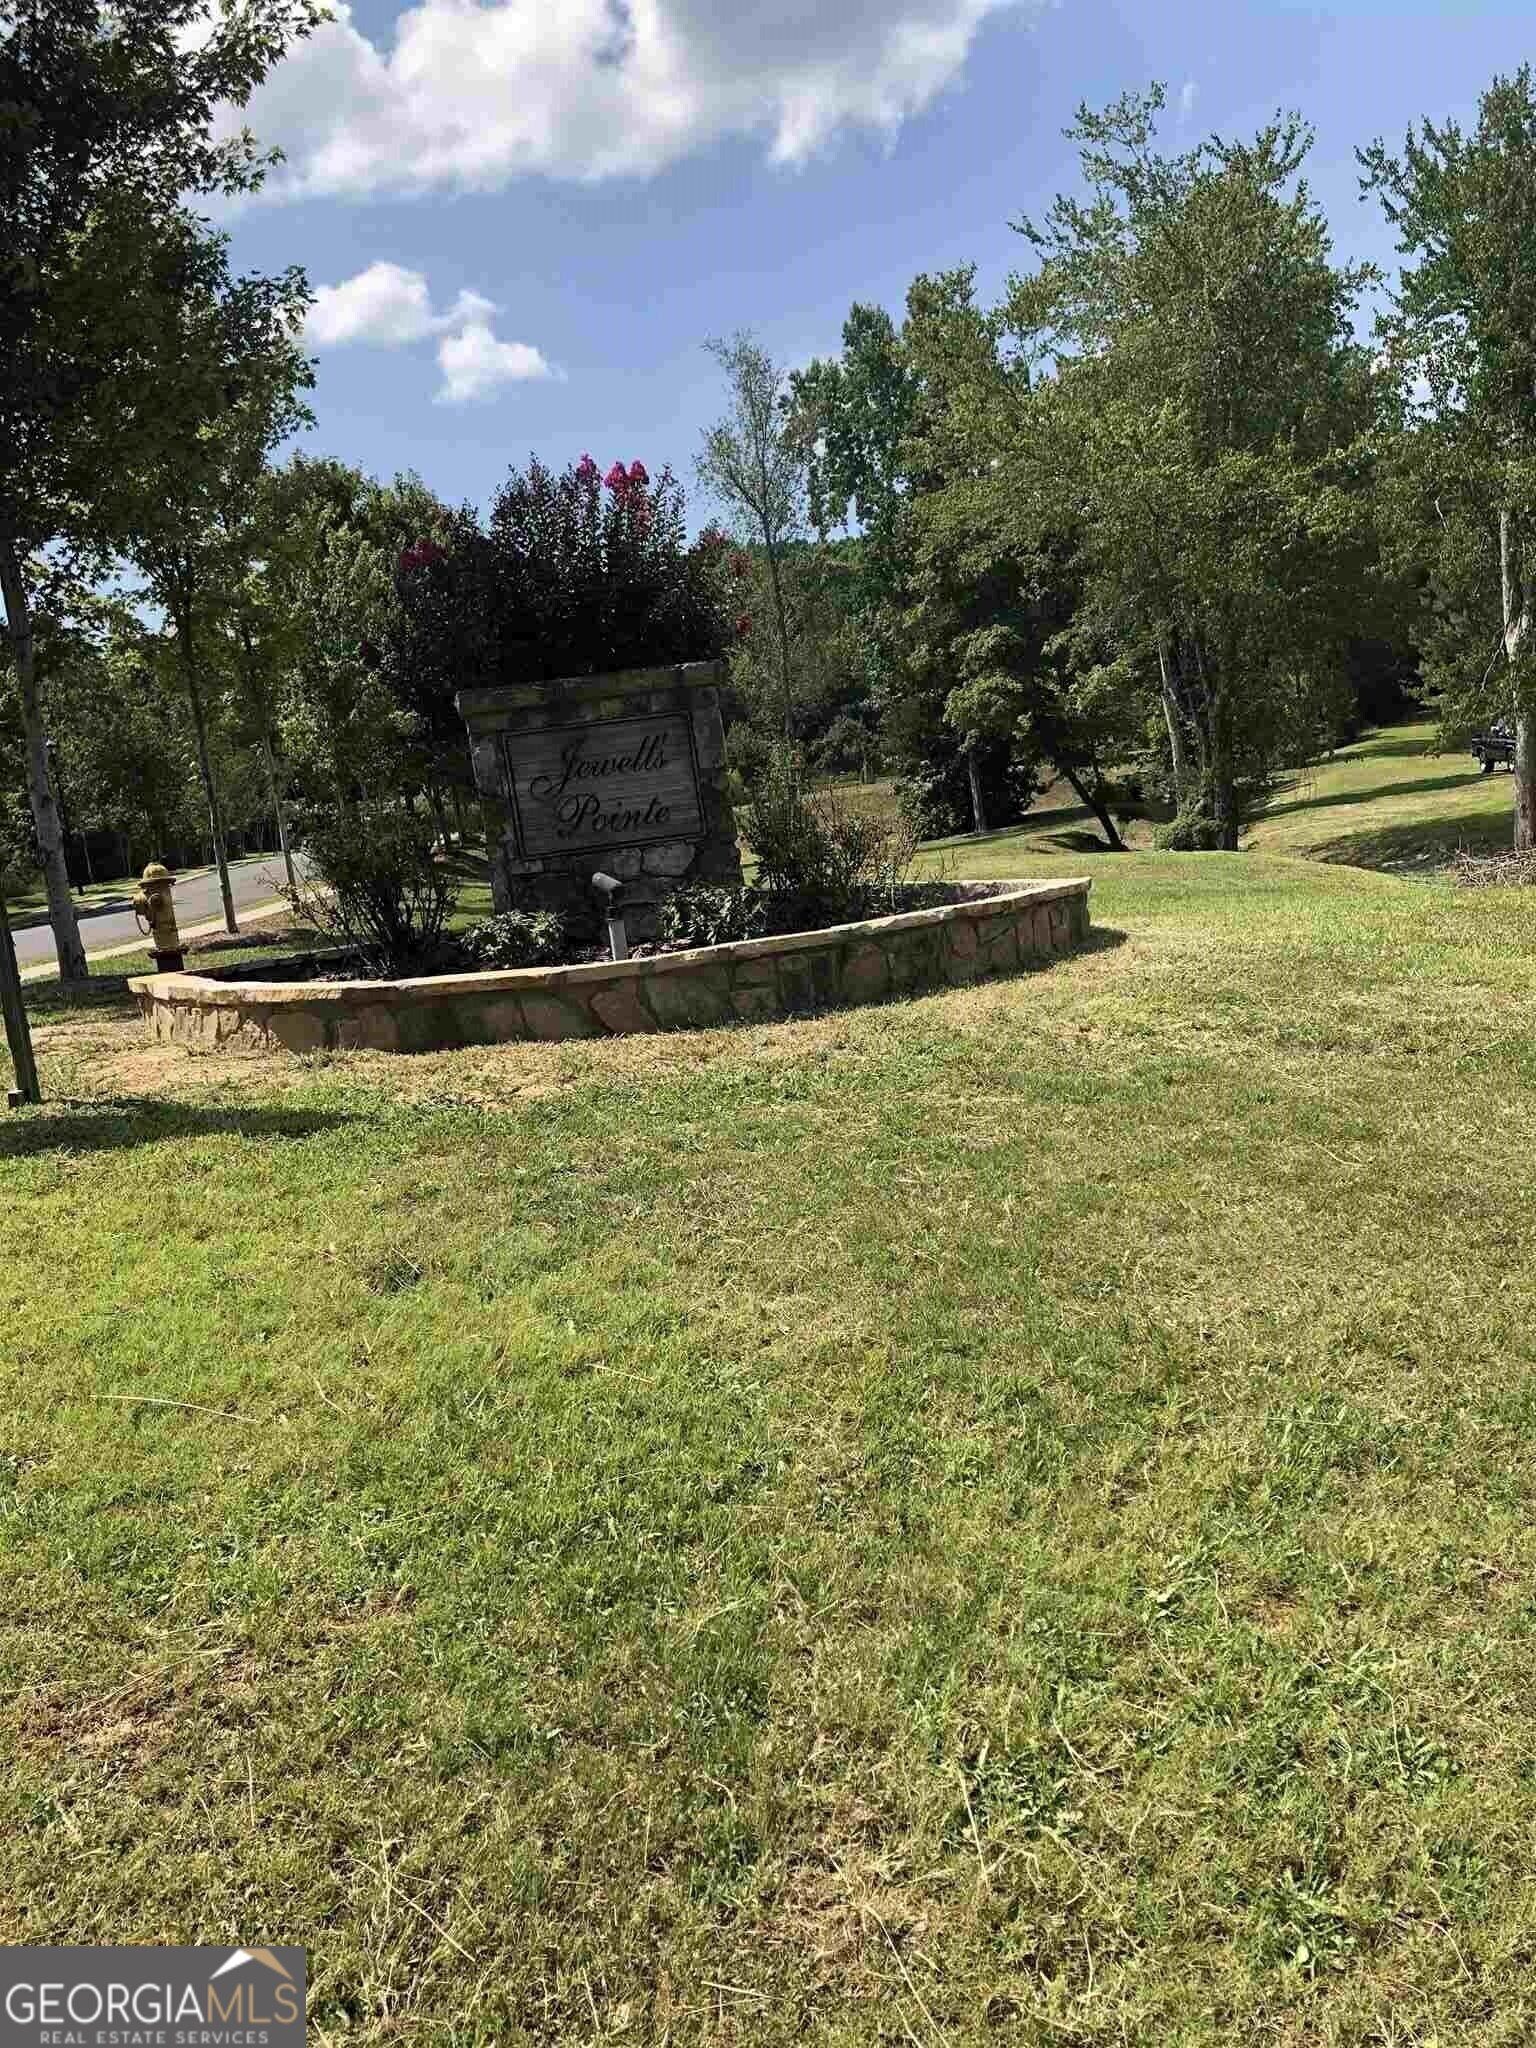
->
<box><xmin>910</xmin><ymin>718</ymin><xmax>1517</xmax><ymax>876</ymax></box>
<box><xmin>5</xmin><ymin>733</ymin><xmax>1536</xmax><ymax>2043</ymax></box>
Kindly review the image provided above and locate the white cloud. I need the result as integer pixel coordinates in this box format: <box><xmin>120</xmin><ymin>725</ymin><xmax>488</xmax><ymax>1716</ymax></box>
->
<box><xmin>230</xmin><ymin>0</ymin><xmax>1037</xmax><ymax>199</ymax></box>
<box><xmin>436</xmin><ymin>321</ymin><xmax>557</xmax><ymax>404</ymax></box>
<box><xmin>1178</xmin><ymin>78</ymin><xmax>1198</xmax><ymax>122</ymax></box>
<box><xmin>303</xmin><ymin>262</ymin><xmax>556</xmax><ymax>402</ymax></box>
<box><xmin>304</xmin><ymin>261</ymin><xmax>496</xmax><ymax>346</ymax></box>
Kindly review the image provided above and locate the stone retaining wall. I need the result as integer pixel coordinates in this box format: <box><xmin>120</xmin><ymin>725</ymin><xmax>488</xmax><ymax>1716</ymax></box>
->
<box><xmin>129</xmin><ymin>879</ymin><xmax>1092</xmax><ymax>1055</ymax></box>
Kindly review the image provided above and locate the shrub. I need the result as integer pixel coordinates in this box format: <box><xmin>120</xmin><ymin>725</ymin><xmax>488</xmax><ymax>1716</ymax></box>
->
<box><xmin>658</xmin><ymin>885</ymin><xmax>770</xmax><ymax>950</ymax></box>
<box><xmin>895</xmin><ymin>748</ymin><xmax>1043</xmax><ymax>840</ymax></box>
<box><xmin>744</xmin><ymin>750</ymin><xmax>919</xmax><ymax>927</ymax></box>
<box><xmin>289</xmin><ymin>805</ymin><xmax>454</xmax><ymax>978</ymax></box>
<box><xmin>459</xmin><ymin>909</ymin><xmax>568</xmax><ymax>969</ymax></box>
<box><xmin>1153</xmin><ymin>805</ymin><xmax>1225</xmax><ymax>851</ymax></box>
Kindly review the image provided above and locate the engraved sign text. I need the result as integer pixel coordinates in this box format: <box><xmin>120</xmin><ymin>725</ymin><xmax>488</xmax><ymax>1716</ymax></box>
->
<box><xmin>506</xmin><ymin>713</ymin><xmax>704</xmax><ymax>857</ymax></box>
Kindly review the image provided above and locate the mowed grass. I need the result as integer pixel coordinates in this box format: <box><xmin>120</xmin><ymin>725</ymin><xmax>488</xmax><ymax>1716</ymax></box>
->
<box><xmin>7</xmin><ymin>762</ymin><xmax>1536</xmax><ymax>2040</ymax></box>
<box><xmin>1248</xmin><ymin>723</ymin><xmax>1516</xmax><ymax>871</ymax></box>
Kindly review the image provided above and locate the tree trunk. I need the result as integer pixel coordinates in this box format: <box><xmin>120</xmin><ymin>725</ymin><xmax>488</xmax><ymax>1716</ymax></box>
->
<box><xmin>966</xmin><ymin>743</ymin><xmax>988</xmax><ymax>836</ymax></box>
<box><xmin>1157</xmin><ymin>636</ymin><xmax>1191</xmax><ymax>808</ymax></box>
<box><xmin>428</xmin><ymin>784</ymin><xmax>451</xmax><ymax>850</ymax></box>
<box><xmin>1500</xmin><ymin>508</ymin><xmax>1536</xmax><ymax>850</ymax></box>
<box><xmin>763</xmin><ymin>537</ymin><xmax>796</xmax><ymax>746</ymax></box>
<box><xmin>450</xmin><ymin>783</ymin><xmax>468</xmax><ymax>848</ymax></box>
<box><xmin>173</xmin><ymin>603</ymin><xmax>238</xmax><ymax>934</ymax></box>
<box><xmin>0</xmin><ymin>890</ymin><xmax>39</xmax><ymax>1104</ymax></box>
<box><xmin>0</xmin><ymin>535</ymin><xmax>88</xmax><ymax>981</ymax></box>
<box><xmin>1208</xmin><ymin>683</ymin><xmax>1240</xmax><ymax>851</ymax></box>
<box><xmin>261</xmin><ymin>728</ymin><xmax>297</xmax><ymax>893</ymax></box>
<box><xmin>1059</xmin><ymin>764</ymin><xmax>1125</xmax><ymax>851</ymax></box>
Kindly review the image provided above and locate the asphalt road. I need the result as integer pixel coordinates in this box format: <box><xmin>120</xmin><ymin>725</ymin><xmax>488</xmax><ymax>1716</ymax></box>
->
<box><xmin>14</xmin><ymin>853</ymin><xmax>296</xmax><ymax>971</ymax></box>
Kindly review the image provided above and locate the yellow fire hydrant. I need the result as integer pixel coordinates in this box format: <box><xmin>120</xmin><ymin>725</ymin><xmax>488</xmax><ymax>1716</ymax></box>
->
<box><xmin>132</xmin><ymin>863</ymin><xmax>185</xmax><ymax>973</ymax></box>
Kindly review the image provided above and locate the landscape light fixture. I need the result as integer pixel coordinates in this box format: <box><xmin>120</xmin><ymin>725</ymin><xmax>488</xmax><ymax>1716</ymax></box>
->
<box><xmin>591</xmin><ymin>871</ymin><xmax>630</xmax><ymax>962</ymax></box>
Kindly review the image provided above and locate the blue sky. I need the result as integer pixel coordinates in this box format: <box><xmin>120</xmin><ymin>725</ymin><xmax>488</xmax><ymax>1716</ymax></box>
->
<box><xmin>218</xmin><ymin>0</ymin><xmax>1533</xmax><ymax>526</ymax></box>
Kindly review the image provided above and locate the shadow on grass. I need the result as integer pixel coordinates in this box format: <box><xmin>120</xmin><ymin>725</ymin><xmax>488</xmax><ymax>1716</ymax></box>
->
<box><xmin>1074</xmin><ymin>925</ymin><xmax>1129</xmax><ymax>960</ymax></box>
<box><xmin>1033</xmin><ymin>827</ymin><xmax>1130</xmax><ymax>854</ymax></box>
<box><xmin>927</xmin><ymin>804</ymin><xmax>1124</xmax><ymax>856</ymax></box>
<box><xmin>1264</xmin><ymin>770</ymin><xmax>1489</xmax><ymax>822</ymax></box>
<box><xmin>23</xmin><ymin>974</ymin><xmax>137</xmax><ymax>1023</ymax></box>
<box><xmin>0</xmin><ymin>1098</ymin><xmax>357</xmax><ymax>1160</ymax></box>
<box><xmin>1344</xmin><ymin>725</ymin><xmax>1438</xmax><ymax>762</ymax></box>
<box><xmin>1306</xmin><ymin>813</ymin><xmax>1514</xmax><ymax>872</ymax></box>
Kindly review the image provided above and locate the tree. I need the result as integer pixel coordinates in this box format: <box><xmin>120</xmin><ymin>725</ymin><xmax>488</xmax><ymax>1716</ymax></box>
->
<box><xmin>1361</xmin><ymin>67</ymin><xmax>1536</xmax><ymax>846</ymax></box>
<box><xmin>0</xmin><ymin>0</ymin><xmax>320</xmax><ymax>1024</ymax></box>
<box><xmin>791</xmin><ymin>272</ymin><xmax>1135</xmax><ymax>839</ymax></box>
<box><xmin>712</xmin><ymin>538</ymin><xmax>878</xmax><ymax>765</ymax></box>
<box><xmin>119</xmin><ymin>264</ymin><xmax>313</xmax><ymax>933</ymax></box>
<box><xmin>789</xmin><ymin>303</ymin><xmax>923</xmax><ymax>611</ymax></box>
<box><xmin>271</xmin><ymin>498</ymin><xmax>408</xmax><ymax>828</ymax></box>
<box><xmin>905</xmin><ymin>490</ymin><xmax>1135</xmax><ymax>849</ymax></box>
<box><xmin>4</xmin><ymin>593</ymin><xmax>199</xmax><ymax>878</ymax></box>
<box><xmin>1004</xmin><ymin>88</ymin><xmax>1379</xmax><ymax>847</ymax></box>
<box><xmin>698</xmin><ymin>334</ymin><xmax>807</xmax><ymax>746</ymax></box>
<box><xmin>790</xmin><ymin>279</ymin><xmax>1011</xmax><ymax>834</ymax></box>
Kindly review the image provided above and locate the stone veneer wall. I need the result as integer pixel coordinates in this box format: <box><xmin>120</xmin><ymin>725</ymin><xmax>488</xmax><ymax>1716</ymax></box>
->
<box><xmin>130</xmin><ymin>879</ymin><xmax>1091</xmax><ymax>1056</ymax></box>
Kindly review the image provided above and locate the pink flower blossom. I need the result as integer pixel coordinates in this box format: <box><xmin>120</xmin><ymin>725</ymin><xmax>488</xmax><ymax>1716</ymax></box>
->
<box><xmin>604</xmin><ymin>461</ymin><xmax>630</xmax><ymax>494</ymax></box>
<box><xmin>576</xmin><ymin>453</ymin><xmax>599</xmax><ymax>483</ymax></box>
<box><xmin>398</xmin><ymin>537</ymin><xmax>447</xmax><ymax>574</ymax></box>
<box><xmin>627</xmin><ymin>460</ymin><xmax>649</xmax><ymax>488</ymax></box>
<box><xmin>735</xmin><ymin>614</ymin><xmax>752</xmax><ymax>639</ymax></box>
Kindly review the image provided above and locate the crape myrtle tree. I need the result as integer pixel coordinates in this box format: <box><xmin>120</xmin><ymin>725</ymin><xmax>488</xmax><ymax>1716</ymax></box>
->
<box><xmin>390</xmin><ymin>453</ymin><xmax>728</xmax><ymax>709</ymax></box>
<box><xmin>0</xmin><ymin>0</ymin><xmax>322</xmax><ymax>987</ymax></box>
<box><xmin>1362</xmin><ymin>67</ymin><xmax>1536</xmax><ymax>845</ymax></box>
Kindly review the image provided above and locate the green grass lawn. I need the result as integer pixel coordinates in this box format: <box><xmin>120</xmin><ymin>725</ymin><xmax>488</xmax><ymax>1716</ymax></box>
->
<box><xmin>6</xmin><ymin>743</ymin><xmax>1536</xmax><ymax>2042</ymax></box>
<box><xmin>1247</xmin><ymin>723</ymin><xmax>1516</xmax><ymax>871</ymax></box>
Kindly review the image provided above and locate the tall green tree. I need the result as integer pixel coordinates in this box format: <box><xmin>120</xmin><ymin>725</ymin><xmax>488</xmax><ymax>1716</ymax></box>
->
<box><xmin>0</xmin><ymin>0</ymin><xmax>319</xmax><ymax>1003</ymax></box>
<box><xmin>1362</xmin><ymin>67</ymin><xmax>1536</xmax><ymax>845</ymax></box>
<box><xmin>791</xmin><ymin>277</ymin><xmax>1023</xmax><ymax>833</ymax></box>
<box><xmin>120</xmin><ymin>271</ymin><xmax>313</xmax><ymax>933</ymax></box>
<box><xmin>1005</xmin><ymin>88</ymin><xmax>1379</xmax><ymax>846</ymax></box>
<box><xmin>698</xmin><ymin>333</ymin><xmax>807</xmax><ymax>747</ymax></box>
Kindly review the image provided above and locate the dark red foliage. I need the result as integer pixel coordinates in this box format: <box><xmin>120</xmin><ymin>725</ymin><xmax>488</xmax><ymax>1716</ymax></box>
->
<box><xmin>387</xmin><ymin>454</ymin><xmax>730</xmax><ymax>699</ymax></box>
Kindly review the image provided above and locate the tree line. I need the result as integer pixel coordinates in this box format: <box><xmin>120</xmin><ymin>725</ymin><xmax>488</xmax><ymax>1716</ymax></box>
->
<box><xmin>706</xmin><ymin>77</ymin><xmax>1536</xmax><ymax>856</ymax></box>
<box><xmin>7</xmin><ymin>7</ymin><xmax>1536</xmax><ymax>1009</ymax></box>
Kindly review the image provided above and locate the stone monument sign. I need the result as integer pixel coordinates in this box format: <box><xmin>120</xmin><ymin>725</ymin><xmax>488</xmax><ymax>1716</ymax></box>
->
<box><xmin>458</xmin><ymin>659</ymin><xmax>741</xmax><ymax>935</ymax></box>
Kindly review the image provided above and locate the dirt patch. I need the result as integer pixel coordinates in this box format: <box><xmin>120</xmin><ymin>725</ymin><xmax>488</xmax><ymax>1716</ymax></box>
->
<box><xmin>183</xmin><ymin>915</ymin><xmax>321</xmax><ymax>958</ymax></box>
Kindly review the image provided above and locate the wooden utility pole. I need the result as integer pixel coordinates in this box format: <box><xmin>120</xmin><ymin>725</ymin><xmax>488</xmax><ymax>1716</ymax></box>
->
<box><xmin>0</xmin><ymin>894</ymin><xmax>40</xmax><ymax>1106</ymax></box>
